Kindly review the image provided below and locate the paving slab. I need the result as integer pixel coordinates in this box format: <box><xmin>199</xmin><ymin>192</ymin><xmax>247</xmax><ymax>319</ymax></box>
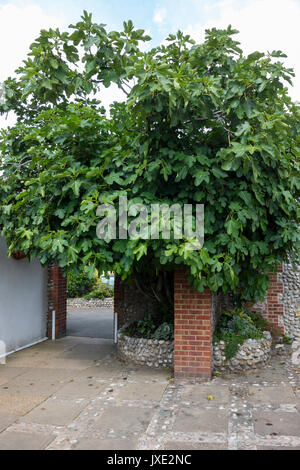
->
<box><xmin>0</xmin><ymin>431</ymin><xmax>55</xmax><ymax>450</ymax></box>
<box><xmin>3</xmin><ymin>349</ymin><xmax>51</xmax><ymax>368</ymax></box>
<box><xmin>54</xmin><ymin>378</ymin><xmax>107</xmax><ymax>399</ymax></box>
<box><xmin>73</xmin><ymin>437</ymin><xmax>137</xmax><ymax>450</ymax></box>
<box><xmin>56</xmin><ymin>336</ymin><xmax>107</xmax><ymax>346</ymax></box>
<box><xmin>0</xmin><ymin>394</ymin><xmax>47</xmax><ymax>415</ymax></box>
<box><xmin>246</xmin><ymin>368</ymin><xmax>289</xmax><ymax>384</ymax></box>
<box><xmin>75</xmin><ymin>362</ymin><xmax>130</xmax><ymax>380</ymax></box>
<box><xmin>0</xmin><ymin>366</ymin><xmax>28</xmax><ymax>384</ymax></box>
<box><xmin>173</xmin><ymin>407</ymin><xmax>228</xmax><ymax>434</ymax></box>
<box><xmin>13</xmin><ymin>367</ymin><xmax>80</xmax><ymax>384</ymax></box>
<box><xmin>181</xmin><ymin>384</ymin><xmax>230</xmax><ymax>405</ymax></box>
<box><xmin>0</xmin><ymin>375</ymin><xmax>65</xmax><ymax>397</ymax></box>
<box><xmin>248</xmin><ymin>385</ymin><xmax>296</xmax><ymax>405</ymax></box>
<box><xmin>37</xmin><ymin>357</ymin><xmax>96</xmax><ymax>370</ymax></box>
<box><xmin>21</xmin><ymin>397</ymin><xmax>89</xmax><ymax>426</ymax></box>
<box><xmin>28</xmin><ymin>341</ymin><xmax>75</xmax><ymax>353</ymax></box>
<box><xmin>130</xmin><ymin>367</ymin><xmax>171</xmax><ymax>382</ymax></box>
<box><xmin>0</xmin><ymin>413</ymin><xmax>20</xmax><ymax>432</ymax></box>
<box><xmin>164</xmin><ymin>441</ymin><xmax>227</xmax><ymax>450</ymax></box>
<box><xmin>253</xmin><ymin>410</ymin><xmax>300</xmax><ymax>436</ymax></box>
<box><xmin>92</xmin><ymin>406</ymin><xmax>153</xmax><ymax>437</ymax></box>
<box><xmin>117</xmin><ymin>382</ymin><xmax>168</xmax><ymax>402</ymax></box>
<box><xmin>257</xmin><ymin>445</ymin><xmax>300</xmax><ymax>450</ymax></box>
<box><xmin>59</xmin><ymin>340</ymin><xmax>115</xmax><ymax>361</ymax></box>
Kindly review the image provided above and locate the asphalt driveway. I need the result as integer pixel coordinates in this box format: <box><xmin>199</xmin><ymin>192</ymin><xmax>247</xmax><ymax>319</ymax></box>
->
<box><xmin>67</xmin><ymin>308</ymin><xmax>113</xmax><ymax>339</ymax></box>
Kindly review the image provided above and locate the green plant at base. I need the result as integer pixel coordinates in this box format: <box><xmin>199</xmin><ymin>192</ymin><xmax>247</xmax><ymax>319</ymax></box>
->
<box><xmin>279</xmin><ymin>335</ymin><xmax>292</xmax><ymax>344</ymax></box>
<box><xmin>136</xmin><ymin>314</ymin><xmax>156</xmax><ymax>339</ymax></box>
<box><xmin>222</xmin><ymin>333</ymin><xmax>245</xmax><ymax>360</ymax></box>
<box><xmin>249</xmin><ymin>311</ymin><xmax>284</xmax><ymax>341</ymax></box>
<box><xmin>213</xmin><ymin>308</ymin><xmax>264</xmax><ymax>359</ymax></box>
<box><xmin>248</xmin><ymin>311</ymin><xmax>270</xmax><ymax>330</ymax></box>
<box><xmin>153</xmin><ymin>322</ymin><xmax>174</xmax><ymax>341</ymax></box>
<box><xmin>124</xmin><ymin>313</ymin><xmax>174</xmax><ymax>341</ymax></box>
<box><xmin>124</xmin><ymin>313</ymin><xmax>156</xmax><ymax>339</ymax></box>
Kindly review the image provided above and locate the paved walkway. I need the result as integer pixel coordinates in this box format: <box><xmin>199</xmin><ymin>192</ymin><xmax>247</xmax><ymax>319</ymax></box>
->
<box><xmin>0</xmin><ymin>336</ymin><xmax>299</xmax><ymax>450</ymax></box>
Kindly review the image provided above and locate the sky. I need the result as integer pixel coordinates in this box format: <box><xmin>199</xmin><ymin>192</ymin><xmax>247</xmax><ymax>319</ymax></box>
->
<box><xmin>0</xmin><ymin>0</ymin><xmax>300</xmax><ymax>127</ymax></box>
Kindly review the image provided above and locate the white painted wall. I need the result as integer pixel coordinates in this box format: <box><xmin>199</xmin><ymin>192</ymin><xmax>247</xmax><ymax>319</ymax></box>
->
<box><xmin>0</xmin><ymin>237</ymin><xmax>47</xmax><ymax>356</ymax></box>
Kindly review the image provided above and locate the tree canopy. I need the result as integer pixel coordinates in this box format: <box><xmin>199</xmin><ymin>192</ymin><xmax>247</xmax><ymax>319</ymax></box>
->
<box><xmin>0</xmin><ymin>11</ymin><xmax>299</xmax><ymax>301</ymax></box>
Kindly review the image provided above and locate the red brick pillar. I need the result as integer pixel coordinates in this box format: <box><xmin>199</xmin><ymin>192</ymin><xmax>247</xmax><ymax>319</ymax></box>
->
<box><xmin>245</xmin><ymin>265</ymin><xmax>285</xmax><ymax>332</ymax></box>
<box><xmin>114</xmin><ymin>275</ymin><xmax>125</xmax><ymax>328</ymax></box>
<box><xmin>265</xmin><ymin>265</ymin><xmax>284</xmax><ymax>331</ymax></box>
<box><xmin>174</xmin><ymin>268</ymin><xmax>213</xmax><ymax>378</ymax></box>
<box><xmin>47</xmin><ymin>265</ymin><xmax>67</xmax><ymax>339</ymax></box>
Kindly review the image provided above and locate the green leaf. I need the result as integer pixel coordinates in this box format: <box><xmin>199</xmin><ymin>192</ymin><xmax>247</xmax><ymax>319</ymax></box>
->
<box><xmin>55</xmin><ymin>209</ymin><xmax>65</xmax><ymax>219</ymax></box>
<box><xmin>41</xmin><ymin>79</ymin><xmax>53</xmax><ymax>90</ymax></box>
<box><xmin>235</xmin><ymin>122</ymin><xmax>251</xmax><ymax>136</ymax></box>
<box><xmin>212</xmin><ymin>167</ymin><xmax>228</xmax><ymax>178</ymax></box>
<box><xmin>194</xmin><ymin>170</ymin><xmax>210</xmax><ymax>186</ymax></box>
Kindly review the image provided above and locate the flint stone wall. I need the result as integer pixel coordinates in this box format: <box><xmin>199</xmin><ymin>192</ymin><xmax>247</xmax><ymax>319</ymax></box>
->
<box><xmin>117</xmin><ymin>330</ymin><xmax>173</xmax><ymax>368</ymax></box>
<box><xmin>117</xmin><ymin>329</ymin><xmax>272</xmax><ymax>372</ymax></box>
<box><xmin>213</xmin><ymin>331</ymin><xmax>272</xmax><ymax>371</ymax></box>
<box><xmin>281</xmin><ymin>263</ymin><xmax>300</xmax><ymax>340</ymax></box>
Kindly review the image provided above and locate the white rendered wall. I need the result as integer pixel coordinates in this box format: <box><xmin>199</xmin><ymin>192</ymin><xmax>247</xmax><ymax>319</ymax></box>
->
<box><xmin>0</xmin><ymin>237</ymin><xmax>47</xmax><ymax>356</ymax></box>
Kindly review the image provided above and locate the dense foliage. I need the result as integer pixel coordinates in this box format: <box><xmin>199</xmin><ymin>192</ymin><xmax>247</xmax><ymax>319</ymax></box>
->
<box><xmin>84</xmin><ymin>283</ymin><xmax>114</xmax><ymax>300</ymax></box>
<box><xmin>67</xmin><ymin>267</ymin><xmax>97</xmax><ymax>298</ymax></box>
<box><xmin>213</xmin><ymin>309</ymin><xmax>265</xmax><ymax>359</ymax></box>
<box><xmin>67</xmin><ymin>267</ymin><xmax>113</xmax><ymax>298</ymax></box>
<box><xmin>0</xmin><ymin>11</ymin><xmax>299</xmax><ymax>302</ymax></box>
<box><xmin>124</xmin><ymin>313</ymin><xmax>174</xmax><ymax>341</ymax></box>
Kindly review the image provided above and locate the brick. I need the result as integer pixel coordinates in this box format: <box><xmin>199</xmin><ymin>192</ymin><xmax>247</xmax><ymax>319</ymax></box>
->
<box><xmin>249</xmin><ymin>266</ymin><xmax>284</xmax><ymax>332</ymax></box>
<box><xmin>174</xmin><ymin>268</ymin><xmax>213</xmax><ymax>379</ymax></box>
<box><xmin>47</xmin><ymin>265</ymin><xmax>67</xmax><ymax>339</ymax></box>
<box><xmin>264</xmin><ymin>266</ymin><xmax>284</xmax><ymax>330</ymax></box>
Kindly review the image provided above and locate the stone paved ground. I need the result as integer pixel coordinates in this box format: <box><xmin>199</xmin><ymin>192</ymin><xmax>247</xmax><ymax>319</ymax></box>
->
<box><xmin>0</xmin><ymin>336</ymin><xmax>299</xmax><ymax>450</ymax></box>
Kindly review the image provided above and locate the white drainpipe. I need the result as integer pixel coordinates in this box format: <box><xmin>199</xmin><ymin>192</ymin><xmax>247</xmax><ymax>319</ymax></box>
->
<box><xmin>52</xmin><ymin>310</ymin><xmax>56</xmax><ymax>341</ymax></box>
<box><xmin>114</xmin><ymin>312</ymin><xmax>118</xmax><ymax>344</ymax></box>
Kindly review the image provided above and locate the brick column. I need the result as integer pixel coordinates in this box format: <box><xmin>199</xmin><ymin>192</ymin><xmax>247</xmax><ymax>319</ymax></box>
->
<box><xmin>114</xmin><ymin>275</ymin><xmax>125</xmax><ymax>328</ymax></box>
<box><xmin>265</xmin><ymin>265</ymin><xmax>284</xmax><ymax>331</ymax></box>
<box><xmin>247</xmin><ymin>265</ymin><xmax>284</xmax><ymax>332</ymax></box>
<box><xmin>47</xmin><ymin>265</ymin><xmax>67</xmax><ymax>339</ymax></box>
<box><xmin>174</xmin><ymin>268</ymin><xmax>213</xmax><ymax>378</ymax></box>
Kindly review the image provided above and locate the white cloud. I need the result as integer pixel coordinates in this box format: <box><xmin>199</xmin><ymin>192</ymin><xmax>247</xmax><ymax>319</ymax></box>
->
<box><xmin>154</xmin><ymin>7</ymin><xmax>167</xmax><ymax>24</ymax></box>
<box><xmin>2</xmin><ymin>0</ymin><xmax>299</xmax><ymax>131</ymax></box>
<box><xmin>97</xmin><ymin>84</ymin><xmax>127</xmax><ymax>116</ymax></box>
<box><xmin>0</xmin><ymin>3</ymin><xmax>66</xmax><ymax>82</ymax></box>
<box><xmin>139</xmin><ymin>28</ymin><xmax>152</xmax><ymax>52</ymax></box>
<box><xmin>185</xmin><ymin>0</ymin><xmax>300</xmax><ymax>101</ymax></box>
<box><xmin>0</xmin><ymin>3</ymin><xmax>66</xmax><ymax>128</ymax></box>
<box><xmin>0</xmin><ymin>3</ymin><xmax>129</xmax><ymax>127</ymax></box>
